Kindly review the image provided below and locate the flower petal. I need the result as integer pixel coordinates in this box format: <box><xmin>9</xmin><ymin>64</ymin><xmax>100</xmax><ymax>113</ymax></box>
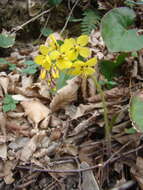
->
<box><xmin>69</xmin><ymin>67</ymin><xmax>82</xmax><ymax>76</ymax></box>
<box><xmin>64</xmin><ymin>38</ymin><xmax>75</xmax><ymax>48</ymax></box>
<box><xmin>56</xmin><ymin>60</ymin><xmax>72</xmax><ymax>70</ymax></box>
<box><xmin>39</xmin><ymin>45</ymin><xmax>49</xmax><ymax>55</ymax></box>
<box><xmin>52</xmin><ymin>67</ymin><xmax>59</xmax><ymax>78</ymax></box>
<box><xmin>34</xmin><ymin>55</ymin><xmax>45</xmax><ymax>65</ymax></box>
<box><xmin>40</xmin><ymin>69</ymin><xmax>47</xmax><ymax>80</ymax></box>
<box><xmin>50</xmin><ymin>51</ymin><xmax>60</xmax><ymax>60</ymax></box>
<box><xmin>68</xmin><ymin>50</ymin><xmax>78</xmax><ymax>60</ymax></box>
<box><xmin>86</xmin><ymin>57</ymin><xmax>97</xmax><ymax>66</ymax></box>
<box><xmin>77</xmin><ymin>35</ymin><xmax>89</xmax><ymax>46</ymax></box>
<box><xmin>79</xmin><ymin>47</ymin><xmax>91</xmax><ymax>58</ymax></box>
<box><xmin>72</xmin><ymin>60</ymin><xmax>84</xmax><ymax>67</ymax></box>
<box><xmin>84</xmin><ymin>67</ymin><xmax>95</xmax><ymax>76</ymax></box>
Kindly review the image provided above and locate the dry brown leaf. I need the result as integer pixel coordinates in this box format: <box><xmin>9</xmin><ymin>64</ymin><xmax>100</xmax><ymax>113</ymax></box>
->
<box><xmin>12</xmin><ymin>94</ymin><xmax>30</xmax><ymax>101</ymax></box>
<box><xmin>88</xmin><ymin>87</ymin><xmax>129</xmax><ymax>103</ymax></box>
<box><xmin>0</xmin><ymin>73</ymin><xmax>9</xmax><ymax>94</ymax></box>
<box><xmin>0</xmin><ymin>113</ymin><xmax>6</xmax><ymax>137</ymax></box>
<box><xmin>21</xmin><ymin>100</ymin><xmax>50</xmax><ymax>127</ymax></box>
<box><xmin>81</xmin><ymin>77</ymin><xmax>87</xmax><ymax>100</ymax></box>
<box><xmin>71</xmin><ymin>112</ymin><xmax>99</xmax><ymax>136</ymax></box>
<box><xmin>4</xmin><ymin>160</ymin><xmax>15</xmax><ymax>184</ymax></box>
<box><xmin>51</xmin><ymin>162</ymin><xmax>76</xmax><ymax>177</ymax></box>
<box><xmin>7</xmin><ymin>112</ymin><xmax>24</xmax><ymax>118</ymax></box>
<box><xmin>33</xmin><ymin>81</ymin><xmax>51</xmax><ymax>99</ymax></box>
<box><xmin>8</xmin><ymin>73</ymin><xmax>20</xmax><ymax>93</ymax></box>
<box><xmin>50</xmin><ymin>77</ymin><xmax>81</xmax><ymax>112</ymax></box>
<box><xmin>87</xmin><ymin>78</ymin><xmax>96</xmax><ymax>97</ymax></box>
<box><xmin>20</xmin><ymin>131</ymin><xmax>46</xmax><ymax>161</ymax></box>
<box><xmin>73</xmin><ymin>103</ymin><xmax>100</xmax><ymax>119</ymax></box>
<box><xmin>0</xmin><ymin>144</ymin><xmax>7</xmax><ymax>160</ymax></box>
<box><xmin>81</xmin><ymin>162</ymin><xmax>100</xmax><ymax>190</ymax></box>
<box><xmin>21</xmin><ymin>75</ymin><xmax>33</xmax><ymax>89</ymax></box>
<box><xmin>131</xmin><ymin>157</ymin><xmax>143</xmax><ymax>190</ymax></box>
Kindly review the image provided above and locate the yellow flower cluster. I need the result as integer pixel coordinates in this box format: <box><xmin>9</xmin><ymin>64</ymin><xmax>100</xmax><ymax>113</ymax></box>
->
<box><xmin>34</xmin><ymin>34</ymin><xmax>97</xmax><ymax>80</ymax></box>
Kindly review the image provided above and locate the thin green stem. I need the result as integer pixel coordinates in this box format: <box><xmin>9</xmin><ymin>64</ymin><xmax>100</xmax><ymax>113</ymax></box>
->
<box><xmin>92</xmin><ymin>75</ymin><xmax>111</xmax><ymax>155</ymax></box>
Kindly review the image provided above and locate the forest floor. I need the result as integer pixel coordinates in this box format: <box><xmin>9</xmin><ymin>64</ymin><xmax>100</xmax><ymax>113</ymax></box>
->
<box><xmin>0</xmin><ymin>1</ymin><xmax>143</xmax><ymax>190</ymax></box>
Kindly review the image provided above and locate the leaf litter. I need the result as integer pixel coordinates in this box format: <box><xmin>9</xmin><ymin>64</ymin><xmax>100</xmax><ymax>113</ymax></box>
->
<box><xmin>0</xmin><ymin>30</ymin><xmax>143</xmax><ymax>190</ymax></box>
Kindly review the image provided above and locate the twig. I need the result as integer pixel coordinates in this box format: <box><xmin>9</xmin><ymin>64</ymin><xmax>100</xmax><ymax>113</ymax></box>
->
<box><xmin>11</xmin><ymin>8</ymin><xmax>53</xmax><ymax>33</ymax></box>
<box><xmin>38</xmin><ymin>12</ymin><xmax>51</xmax><ymax>40</ymax></box>
<box><xmin>110</xmin><ymin>180</ymin><xmax>136</xmax><ymax>190</ymax></box>
<box><xmin>60</xmin><ymin>0</ymin><xmax>79</xmax><ymax>35</ymax></box>
<box><xmin>16</xmin><ymin>145</ymin><xmax>143</xmax><ymax>174</ymax></box>
<box><xmin>15</xmin><ymin>179</ymin><xmax>36</xmax><ymax>189</ymax></box>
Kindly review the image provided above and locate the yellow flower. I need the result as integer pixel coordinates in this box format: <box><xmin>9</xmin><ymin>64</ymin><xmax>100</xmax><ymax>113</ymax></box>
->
<box><xmin>70</xmin><ymin>57</ymin><xmax>97</xmax><ymax>77</ymax></box>
<box><xmin>51</xmin><ymin>66</ymin><xmax>59</xmax><ymax>78</ymax></box>
<box><xmin>64</xmin><ymin>35</ymin><xmax>91</xmax><ymax>60</ymax></box>
<box><xmin>50</xmin><ymin>43</ymin><xmax>72</xmax><ymax>70</ymax></box>
<box><xmin>40</xmin><ymin>69</ymin><xmax>47</xmax><ymax>80</ymax></box>
<box><xmin>34</xmin><ymin>54</ymin><xmax>51</xmax><ymax>70</ymax></box>
<box><xmin>46</xmin><ymin>34</ymin><xmax>59</xmax><ymax>52</ymax></box>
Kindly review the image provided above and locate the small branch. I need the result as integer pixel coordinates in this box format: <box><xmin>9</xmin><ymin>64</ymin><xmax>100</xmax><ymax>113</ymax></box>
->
<box><xmin>16</xmin><ymin>145</ymin><xmax>143</xmax><ymax>174</ymax></box>
<box><xmin>11</xmin><ymin>8</ymin><xmax>53</xmax><ymax>33</ymax></box>
<box><xmin>60</xmin><ymin>0</ymin><xmax>79</xmax><ymax>35</ymax></box>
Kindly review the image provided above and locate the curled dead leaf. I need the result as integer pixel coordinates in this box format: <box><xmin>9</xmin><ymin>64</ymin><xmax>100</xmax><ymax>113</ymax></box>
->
<box><xmin>21</xmin><ymin>100</ymin><xmax>50</xmax><ymax>127</ymax></box>
<box><xmin>50</xmin><ymin>77</ymin><xmax>81</xmax><ymax>112</ymax></box>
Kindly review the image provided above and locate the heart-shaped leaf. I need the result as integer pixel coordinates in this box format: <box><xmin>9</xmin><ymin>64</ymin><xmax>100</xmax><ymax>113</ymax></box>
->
<box><xmin>129</xmin><ymin>91</ymin><xmax>143</xmax><ymax>132</ymax></box>
<box><xmin>101</xmin><ymin>7</ymin><xmax>143</xmax><ymax>52</ymax></box>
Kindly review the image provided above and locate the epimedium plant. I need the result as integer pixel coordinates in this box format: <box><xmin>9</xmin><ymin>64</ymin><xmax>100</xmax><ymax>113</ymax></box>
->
<box><xmin>34</xmin><ymin>33</ymin><xmax>111</xmax><ymax>149</ymax></box>
<box><xmin>34</xmin><ymin>34</ymin><xmax>97</xmax><ymax>90</ymax></box>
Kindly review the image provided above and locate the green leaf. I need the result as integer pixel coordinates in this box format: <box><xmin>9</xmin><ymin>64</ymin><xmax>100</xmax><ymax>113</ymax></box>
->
<box><xmin>22</xmin><ymin>61</ymin><xmax>39</xmax><ymax>74</ymax></box>
<box><xmin>0</xmin><ymin>58</ymin><xmax>9</xmax><ymax>65</ymax></box>
<box><xmin>125</xmin><ymin>128</ymin><xmax>137</xmax><ymax>134</ymax></box>
<box><xmin>116</xmin><ymin>53</ymin><xmax>128</xmax><ymax>66</ymax></box>
<box><xmin>22</xmin><ymin>66</ymin><xmax>37</xmax><ymax>74</ymax></box>
<box><xmin>99</xmin><ymin>53</ymin><xmax>127</xmax><ymax>80</ymax></box>
<box><xmin>131</xmin><ymin>51</ymin><xmax>138</xmax><ymax>57</ymax></box>
<box><xmin>0</xmin><ymin>33</ymin><xmax>15</xmax><ymax>48</ymax></box>
<box><xmin>125</xmin><ymin>0</ymin><xmax>143</xmax><ymax>5</ymax></box>
<box><xmin>129</xmin><ymin>93</ymin><xmax>143</xmax><ymax>132</ymax></box>
<box><xmin>101</xmin><ymin>7</ymin><xmax>143</xmax><ymax>52</ymax></box>
<box><xmin>48</xmin><ymin>0</ymin><xmax>63</xmax><ymax>6</ymax></box>
<box><xmin>56</xmin><ymin>70</ymin><xmax>73</xmax><ymax>90</ymax></box>
<box><xmin>9</xmin><ymin>64</ymin><xmax>16</xmax><ymax>71</ymax></box>
<box><xmin>41</xmin><ymin>27</ymin><xmax>53</xmax><ymax>37</ymax></box>
<box><xmin>99</xmin><ymin>60</ymin><xmax>118</xmax><ymax>80</ymax></box>
<box><xmin>23</xmin><ymin>60</ymin><xmax>37</xmax><ymax>66</ymax></box>
<box><xmin>3</xmin><ymin>94</ymin><xmax>19</xmax><ymax>112</ymax></box>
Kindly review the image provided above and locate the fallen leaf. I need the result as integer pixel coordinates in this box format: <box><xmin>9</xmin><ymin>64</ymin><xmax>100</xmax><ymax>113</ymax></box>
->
<box><xmin>131</xmin><ymin>157</ymin><xmax>143</xmax><ymax>190</ymax></box>
<box><xmin>20</xmin><ymin>131</ymin><xmax>46</xmax><ymax>161</ymax></box>
<box><xmin>73</xmin><ymin>103</ymin><xmax>100</xmax><ymax>119</ymax></box>
<box><xmin>0</xmin><ymin>144</ymin><xmax>7</xmax><ymax>160</ymax></box>
<box><xmin>81</xmin><ymin>162</ymin><xmax>100</xmax><ymax>190</ymax></box>
<box><xmin>71</xmin><ymin>112</ymin><xmax>99</xmax><ymax>136</ymax></box>
<box><xmin>21</xmin><ymin>100</ymin><xmax>50</xmax><ymax>127</ymax></box>
<box><xmin>0</xmin><ymin>112</ymin><xmax>6</xmax><ymax>136</ymax></box>
<box><xmin>21</xmin><ymin>75</ymin><xmax>33</xmax><ymax>89</ymax></box>
<box><xmin>0</xmin><ymin>73</ymin><xmax>9</xmax><ymax>94</ymax></box>
<box><xmin>4</xmin><ymin>160</ymin><xmax>15</xmax><ymax>184</ymax></box>
<box><xmin>50</xmin><ymin>77</ymin><xmax>81</xmax><ymax>112</ymax></box>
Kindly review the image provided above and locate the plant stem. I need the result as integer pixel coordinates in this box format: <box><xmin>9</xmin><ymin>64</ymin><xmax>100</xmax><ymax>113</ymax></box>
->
<box><xmin>92</xmin><ymin>75</ymin><xmax>111</xmax><ymax>155</ymax></box>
